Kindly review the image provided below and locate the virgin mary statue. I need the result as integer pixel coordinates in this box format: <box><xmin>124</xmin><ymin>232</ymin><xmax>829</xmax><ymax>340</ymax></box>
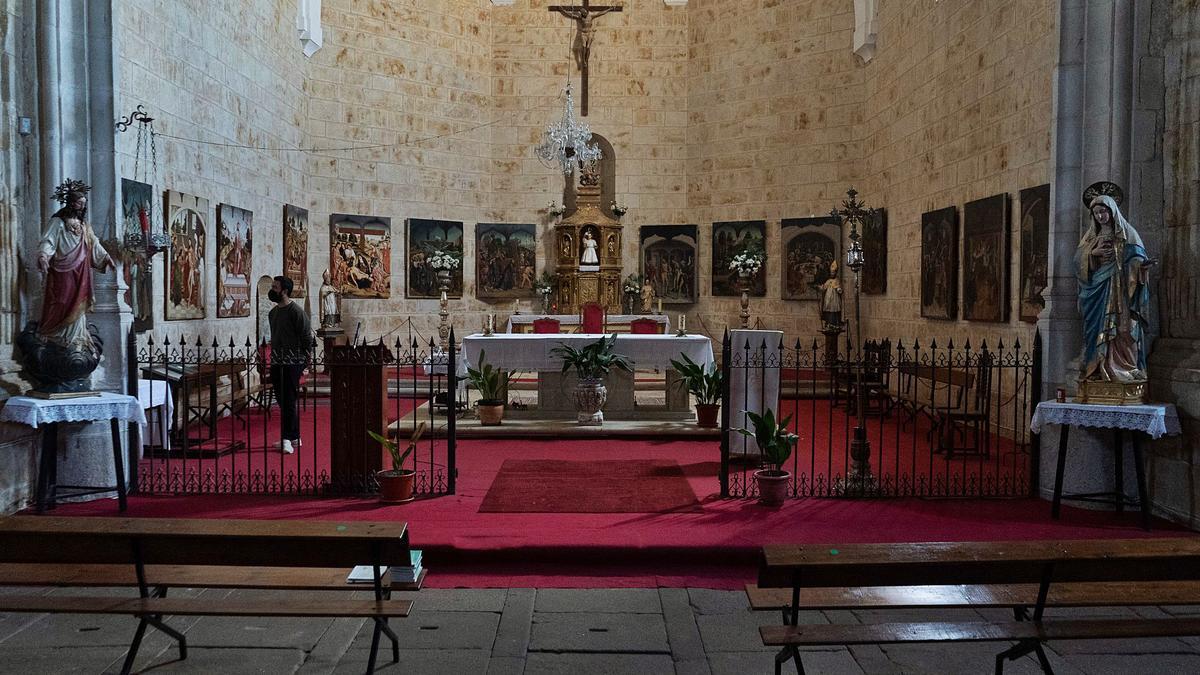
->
<box><xmin>1075</xmin><ymin>190</ymin><xmax>1155</xmax><ymax>401</ymax></box>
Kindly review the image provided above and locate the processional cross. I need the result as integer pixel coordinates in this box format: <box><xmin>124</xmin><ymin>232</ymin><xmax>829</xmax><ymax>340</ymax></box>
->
<box><xmin>549</xmin><ymin>0</ymin><xmax>623</xmax><ymax>116</ymax></box>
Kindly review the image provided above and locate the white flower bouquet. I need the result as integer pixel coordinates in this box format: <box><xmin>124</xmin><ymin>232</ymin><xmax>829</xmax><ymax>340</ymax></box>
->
<box><xmin>429</xmin><ymin>251</ymin><xmax>460</xmax><ymax>271</ymax></box>
<box><xmin>547</xmin><ymin>201</ymin><xmax>565</xmax><ymax>216</ymax></box>
<box><xmin>729</xmin><ymin>251</ymin><xmax>763</xmax><ymax>276</ymax></box>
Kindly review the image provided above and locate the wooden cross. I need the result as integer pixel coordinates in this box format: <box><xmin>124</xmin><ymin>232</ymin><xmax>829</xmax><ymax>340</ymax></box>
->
<box><xmin>549</xmin><ymin>0</ymin><xmax>623</xmax><ymax>116</ymax></box>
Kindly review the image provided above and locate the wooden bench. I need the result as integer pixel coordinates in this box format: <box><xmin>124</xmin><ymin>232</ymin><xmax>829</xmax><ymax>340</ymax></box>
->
<box><xmin>754</xmin><ymin>539</ymin><xmax>1200</xmax><ymax>675</ymax></box>
<box><xmin>0</xmin><ymin>517</ymin><xmax>423</xmax><ymax>675</ymax></box>
<box><xmin>891</xmin><ymin>361</ymin><xmax>991</xmax><ymax>457</ymax></box>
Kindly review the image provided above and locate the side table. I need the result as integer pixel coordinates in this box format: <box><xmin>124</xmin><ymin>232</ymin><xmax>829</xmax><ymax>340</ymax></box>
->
<box><xmin>0</xmin><ymin>392</ymin><xmax>145</xmax><ymax>513</ymax></box>
<box><xmin>1031</xmin><ymin>400</ymin><xmax>1182</xmax><ymax>531</ymax></box>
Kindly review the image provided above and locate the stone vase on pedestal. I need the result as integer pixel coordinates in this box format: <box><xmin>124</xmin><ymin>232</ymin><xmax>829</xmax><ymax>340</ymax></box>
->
<box><xmin>572</xmin><ymin>377</ymin><xmax>607</xmax><ymax>425</ymax></box>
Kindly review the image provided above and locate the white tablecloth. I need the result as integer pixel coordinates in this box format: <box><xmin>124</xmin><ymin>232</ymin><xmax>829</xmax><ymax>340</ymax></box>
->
<box><xmin>505</xmin><ymin>314</ymin><xmax>671</xmax><ymax>333</ymax></box>
<box><xmin>1031</xmin><ymin>401</ymin><xmax>1182</xmax><ymax>440</ymax></box>
<box><xmin>137</xmin><ymin>380</ymin><xmax>173</xmax><ymax>449</ymax></box>
<box><xmin>0</xmin><ymin>392</ymin><xmax>146</xmax><ymax>429</ymax></box>
<box><xmin>459</xmin><ymin>333</ymin><xmax>714</xmax><ymax>377</ymax></box>
<box><xmin>729</xmin><ymin>329</ymin><xmax>783</xmax><ymax>455</ymax></box>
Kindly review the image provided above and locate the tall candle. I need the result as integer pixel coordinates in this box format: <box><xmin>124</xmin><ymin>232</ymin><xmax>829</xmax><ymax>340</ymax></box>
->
<box><xmin>679</xmin><ymin>314</ymin><xmax>686</xmax><ymax>332</ymax></box>
<box><xmin>487</xmin><ymin>313</ymin><xmax>495</xmax><ymax>332</ymax></box>
<box><xmin>657</xmin><ymin>299</ymin><xmax>663</xmax><ymax>314</ymax></box>
<box><xmin>440</xmin><ymin>290</ymin><xmax>447</xmax><ymax>303</ymax></box>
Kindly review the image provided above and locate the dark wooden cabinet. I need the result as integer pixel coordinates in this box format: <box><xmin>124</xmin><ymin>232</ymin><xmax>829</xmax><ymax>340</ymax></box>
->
<box><xmin>328</xmin><ymin>345</ymin><xmax>391</xmax><ymax>492</ymax></box>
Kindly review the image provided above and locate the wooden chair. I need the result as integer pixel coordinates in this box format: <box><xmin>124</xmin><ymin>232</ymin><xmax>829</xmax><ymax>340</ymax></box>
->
<box><xmin>937</xmin><ymin>351</ymin><xmax>994</xmax><ymax>458</ymax></box>
<box><xmin>532</xmin><ymin>317</ymin><xmax>561</xmax><ymax>334</ymax></box>
<box><xmin>580</xmin><ymin>302</ymin><xmax>606</xmax><ymax>333</ymax></box>
<box><xmin>629</xmin><ymin>317</ymin><xmax>660</xmax><ymax>334</ymax></box>
<box><xmin>835</xmin><ymin>339</ymin><xmax>891</xmax><ymax>416</ymax></box>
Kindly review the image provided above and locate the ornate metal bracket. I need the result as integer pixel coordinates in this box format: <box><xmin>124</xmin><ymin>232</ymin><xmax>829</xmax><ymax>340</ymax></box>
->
<box><xmin>115</xmin><ymin>105</ymin><xmax>155</xmax><ymax>133</ymax></box>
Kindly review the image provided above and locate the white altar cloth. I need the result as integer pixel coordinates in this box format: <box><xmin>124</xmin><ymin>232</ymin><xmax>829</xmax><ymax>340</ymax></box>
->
<box><xmin>138</xmin><ymin>380</ymin><xmax>173</xmax><ymax>450</ymax></box>
<box><xmin>729</xmin><ymin>329</ymin><xmax>783</xmax><ymax>455</ymax></box>
<box><xmin>0</xmin><ymin>392</ymin><xmax>145</xmax><ymax>429</ymax></box>
<box><xmin>505</xmin><ymin>314</ymin><xmax>671</xmax><ymax>333</ymax></box>
<box><xmin>458</xmin><ymin>333</ymin><xmax>714</xmax><ymax>377</ymax></box>
<box><xmin>1031</xmin><ymin>401</ymin><xmax>1182</xmax><ymax>440</ymax></box>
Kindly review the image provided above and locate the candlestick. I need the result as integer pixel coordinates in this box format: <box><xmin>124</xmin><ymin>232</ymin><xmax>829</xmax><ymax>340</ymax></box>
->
<box><xmin>512</xmin><ymin>299</ymin><xmax>520</xmax><ymax>315</ymax></box>
<box><xmin>441</xmin><ymin>290</ymin><xmax>447</xmax><ymax>303</ymax></box>
<box><xmin>657</xmin><ymin>299</ymin><xmax>663</xmax><ymax>314</ymax></box>
<box><xmin>677</xmin><ymin>314</ymin><xmax>687</xmax><ymax>337</ymax></box>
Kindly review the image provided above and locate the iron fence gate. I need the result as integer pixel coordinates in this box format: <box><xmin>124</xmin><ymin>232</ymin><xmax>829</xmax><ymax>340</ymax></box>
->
<box><xmin>127</xmin><ymin>329</ymin><xmax>458</xmax><ymax>497</ymax></box>
<box><xmin>720</xmin><ymin>330</ymin><xmax>1041</xmax><ymax>499</ymax></box>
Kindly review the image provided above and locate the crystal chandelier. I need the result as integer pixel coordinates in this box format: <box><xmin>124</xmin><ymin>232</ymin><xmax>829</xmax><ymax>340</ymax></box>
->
<box><xmin>535</xmin><ymin>83</ymin><xmax>601</xmax><ymax>174</ymax></box>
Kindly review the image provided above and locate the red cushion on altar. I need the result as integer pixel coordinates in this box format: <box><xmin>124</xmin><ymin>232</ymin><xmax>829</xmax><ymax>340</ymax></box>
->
<box><xmin>533</xmin><ymin>318</ymin><xmax>561</xmax><ymax>334</ymax></box>
<box><xmin>630</xmin><ymin>318</ymin><xmax>660</xmax><ymax>334</ymax></box>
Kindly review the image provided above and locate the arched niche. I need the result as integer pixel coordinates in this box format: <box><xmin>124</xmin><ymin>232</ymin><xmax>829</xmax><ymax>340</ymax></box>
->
<box><xmin>255</xmin><ymin>275</ymin><xmax>273</xmax><ymax>345</ymax></box>
<box><xmin>563</xmin><ymin>133</ymin><xmax>617</xmax><ymax>219</ymax></box>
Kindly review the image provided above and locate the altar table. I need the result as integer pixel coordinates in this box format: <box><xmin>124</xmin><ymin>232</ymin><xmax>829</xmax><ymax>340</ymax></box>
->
<box><xmin>458</xmin><ymin>333</ymin><xmax>713</xmax><ymax>376</ymax></box>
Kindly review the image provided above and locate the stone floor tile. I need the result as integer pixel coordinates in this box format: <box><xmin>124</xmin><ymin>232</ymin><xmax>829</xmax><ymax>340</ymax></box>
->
<box><xmin>695</xmin><ymin>609</ymin><xmax>826</xmax><ymax>653</ymax></box>
<box><xmin>180</xmin><ymin>615</ymin><xmax>335</xmax><ymax>649</ymax></box>
<box><xmin>523</xmin><ymin>652</ymin><xmax>677</xmax><ymax>675</ymax></box>
<box><xmin>881</xmin><ymin>643</ymin><xmax>1065</xmax><ymax>675</ymax></box>
<box><xmin>0</xmin><ymin>646</ymin><xmax>127</xmax><ymax>674</ymax></box>
<box><xmin>113</xmin><ymin>646</ymin><xmax>306</xmax><ymax>674</ymax></box>
<box><xmin>534</xmin><ymin>588</ymin><xmax>663</xmax><ymax>614</ymax></box>
<box><xmin>529</xmin><ymin>611</ymin><xmax>669</xmax><ymax>653</ymax></box>
<box><xmin>485</xmin><ymin>655</ymin><xmax>526</xmax><ymax>675</ymax></box>
<box><xmin>400</xmin><ymin>588</ymin><xmax>508</xmax><ymax>613</ymax></box>
<box><xmin>687</xmin><ymin>589</ymin><xmax>751</xmax><ymax>615</ymax></box>
<box><xmin>333</xmin><ymin>648</ymin><xmax>491</xmax><ymax>674</ymax></box>
<box><xmin>661</xmin><ymin>588</ymin><xmax>706</xmax><ymax>661</ymax></box>
<box><xmin>352</xmin><ymin>611</ymin><xmax>501</xmax><ymax>650</ymax></box>
<box><xmin>492</xmin><ymin>589</ymin><xmax>535</xmax><ymax>658</ymax></box>
<box><xmin>1054</xmin><ymin>653</ymin><xmax>1200</xmax><ymax>674</ymax></box>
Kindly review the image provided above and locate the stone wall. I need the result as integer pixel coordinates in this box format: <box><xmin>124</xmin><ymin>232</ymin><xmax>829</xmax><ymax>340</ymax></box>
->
<box><xmin>115</xmin><ymin>0</ymin><xmax>310</xmax><ymax>344</ymax></box>
<box><xmin>856</xmin><ymin>0</ymin><xmax>1057</xmax><ymax>347</ymax></box>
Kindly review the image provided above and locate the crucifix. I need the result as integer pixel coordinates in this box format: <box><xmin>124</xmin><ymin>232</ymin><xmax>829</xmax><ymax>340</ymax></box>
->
<box><xmin>549</xmin><ymin>0</ymin><xmax>623</xmax><ymax>116</ymax></box>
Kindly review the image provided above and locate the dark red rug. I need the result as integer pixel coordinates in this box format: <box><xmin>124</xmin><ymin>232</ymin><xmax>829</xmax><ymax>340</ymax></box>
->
<box><xmin>479</xmin><ymin>459</ymin><xmax>701</xmax><ymax>513</ymax></box>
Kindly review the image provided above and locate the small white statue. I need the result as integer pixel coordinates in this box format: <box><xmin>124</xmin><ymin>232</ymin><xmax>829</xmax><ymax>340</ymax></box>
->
<box><xmin>580</xmin><ymin>229</ymin><xmax>599</xmax><ymax>266</ymax></box>
<box><xmin>319</xmin><ymin>269</ymin><xmax>341</xmax><ymax>328</ymax></box>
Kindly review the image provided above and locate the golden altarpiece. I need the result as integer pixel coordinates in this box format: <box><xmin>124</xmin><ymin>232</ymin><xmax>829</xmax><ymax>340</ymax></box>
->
<box><xmin>553</xmin><ymin>162</ymin><xmax>623</xmax><ymax>314</ymax></box>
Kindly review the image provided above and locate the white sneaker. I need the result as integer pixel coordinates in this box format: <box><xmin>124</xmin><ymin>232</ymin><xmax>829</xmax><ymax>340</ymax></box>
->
<box><xmin>280</xmin><ymin>439</ymin><xmax>294</xmax><ymax>454</ymax></box>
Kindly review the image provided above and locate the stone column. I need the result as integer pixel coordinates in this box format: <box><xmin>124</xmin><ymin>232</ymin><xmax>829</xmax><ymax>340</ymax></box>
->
<box><xmin>35</xmin><ymin>0</ymin><xmax>131</xmax><ymax>494</ymax></box>
<box><xmin>1041</xmin><ymin>0</ymin><xmax>1167</xmax><ymax>502</ymax></box>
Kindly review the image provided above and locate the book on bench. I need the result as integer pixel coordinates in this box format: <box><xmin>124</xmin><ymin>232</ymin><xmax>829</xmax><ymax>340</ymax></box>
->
<box><xmin>347</xmin><ymin>549</ymin><xmax>422</xmax><ymax>584</ymax></box>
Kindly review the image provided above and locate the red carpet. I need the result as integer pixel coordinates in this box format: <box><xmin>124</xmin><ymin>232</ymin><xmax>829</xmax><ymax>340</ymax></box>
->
<box><xmin>479</xmin><ymin>459</ymin><xmax>700</xmax><ymax>513</ymax></box>
<box><xmin>48</xmin><ymin>436</ymin><xmax>1194</xmax><ymax>589</ymax></box>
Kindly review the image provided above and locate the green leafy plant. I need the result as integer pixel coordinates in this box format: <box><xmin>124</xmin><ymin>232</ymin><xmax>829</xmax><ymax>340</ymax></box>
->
<box><xmin>735</xmin><ymin>408</ymin><xmax>799</xmax><ymax>475</ymax></box>
<box><xmin>550</xmin><ymin>334</ymin><xmax>634</xmax><ymax>381</ymax></box>
<box><xmin>466</xmin><ymin>350</ymin><xmax>511</xmax><ymax>405</ymax></box>
<box><xmin>670</xmin><ymin>353</ymin><xmax>723</xmax><ymax>405</ymax></box>
<box><xmin>368</xmin><ymin>429</ymin><xmax>416</xmax><ymax>474</ymax></box>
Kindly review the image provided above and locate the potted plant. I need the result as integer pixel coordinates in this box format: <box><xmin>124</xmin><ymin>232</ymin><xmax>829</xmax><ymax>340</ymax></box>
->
<box><xmin>427</xmin><ymin>249</ymin><xmax>461</xmax><ymax>291</ymax></box>
<box><xmin>670</xmin><ymin>353</ymin><xmax>723</xmax><ymax>428</ymax></box>
<box><xmin>549</xmin><ymin>334</ymin><xmax>633</xmax><ymax>425</ymax></box>
<box><xmin>466</xmin><ymin>350</ymin><xmax>511</xmax><ymax>426</ymax></box>
<box><xmin>735</xmin><ymin>409</ymin><xmax>798</xmax><ymax>506</ymax></box>
<box><xmin>535</xmin><ymin>272</ymin><xmax>557</xmax><ymax>314</ymax></box>
<box><xmin>367</xmin><ymin>421</ymin><xmax>425</xmax><ymax>503</ymax></box>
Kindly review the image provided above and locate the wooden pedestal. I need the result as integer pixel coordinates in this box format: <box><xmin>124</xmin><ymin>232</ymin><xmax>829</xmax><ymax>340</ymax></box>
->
<box><xmin>328</xmin><ymin>344</ymin><xmax>391</xmax><ymax>492</ymax></box>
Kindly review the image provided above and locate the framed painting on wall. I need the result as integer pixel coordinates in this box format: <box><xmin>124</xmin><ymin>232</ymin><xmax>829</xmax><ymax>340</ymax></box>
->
<box><xmin>164</xmin><ymin>190</ymin><xmax>208</xmax><ymax>321</ymax></box>
<box><xmin>476</xmin><ymin>223</ymin><xmax>536</xmax><ymax>300</ymax></box>
<box><xmin>962</xmin><ymin>194</ymin><xmax>1010</xmax><ymax>323</ymax></box>
<box><xmin>639</xmin><ymin>225</ymin><xmax>698</xmax><ymax>305</ymax></box>
<box><xmin>1018</xmin><ymin>184</ymin><xmax>1050</xmax><ymax>323</ymax></box>
<box><xmin>330</xmin><ymin>214</ymin><xmax>392</xmax><ymax>299</ymax></box>
<box><xmin>216</xmin><ymin>204</ymin><xmax>253</xmax><ymax>318</ymax></box>
<box><xmin>711</xmin><ymin>220</ymin><xmax>766</xmax><ymax>297</ymax></box>
<box><xmin>282</xmin><ymin>204</ymin><xmax>308</xmax><ymax>298</ymax></box>
<box><xmin>920</xmin><ymin>206</ymin><xmax>958</xmax><ymax>320</ymax></box>
<box><xmin>120</xmin><ymin>178</ymin><xmax>155</xmax><ymax>331</ymax></box>
<box><xmin>862</xmin><ymin>208</ymin><xmax>888</xmax><ymax>296</ymax></box>
<box><xmin>781</xmin><ymin>217</ymin><xmax>840</xmax><ymax>301</ymax></box>
<box><xmin>406</xmin><ymin>218</ymin><xmax>464</xmax><ymax>299</ymax></box>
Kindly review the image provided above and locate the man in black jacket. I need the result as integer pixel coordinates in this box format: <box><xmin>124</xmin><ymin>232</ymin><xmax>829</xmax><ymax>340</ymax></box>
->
<box><xmin>268</xmin><ymin>276</ymin><xmax>313</xmax><ymax>454</ymax></box>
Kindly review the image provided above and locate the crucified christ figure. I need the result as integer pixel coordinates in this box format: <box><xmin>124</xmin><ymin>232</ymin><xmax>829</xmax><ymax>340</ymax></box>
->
<box><xmin>549</xmin><ymin>1</ymin><xmax>623</xmax><ymax>116</ymax></box>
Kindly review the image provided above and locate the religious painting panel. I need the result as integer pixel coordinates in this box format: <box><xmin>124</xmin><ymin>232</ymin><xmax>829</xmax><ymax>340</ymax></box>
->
<box><xmin>282</xmin><ymin>204</ymin><xmax>308</xmax><ymax>298</ymax></box>
<box><xmin>330</xmin><ymin>214</ymin><xmax>392</xmax><ymax>299</ymax></box>
<box><xmin>781</xmin><ymin>217</ymin><xmax>840</xmax><ymax>301</ymax></box>
<box><xmin>920</xmin><ymin>206</ymin><xmax>958</xmax><ymax>320</ymax></box>
<box><xmin>1018</xmin><ymin>184</ymin><xmax>1050</xmax><ymax>323</ymax></box>
<box><xmin>639</xmin><ymin>225</ymin><xmax>698</xmax><ymax>305</ymax></box>
<box><xmin>120</xmin><ymin>178</ymin><xmax>155</xmax><ymax>330</ymax></box>
<box><xmin>164</xmin><ymin>190</ymin><xmax>208</xmax><ymax>321</ymax></box>
<box><xmin>963</xmin><ymin>194</ymin><xmax>1010</xmax><ymax>323</ymax></box>
<box><xmin>476</xmin><ymin>223</ymin><xmax>537</xmax><ymax>300</ymax></box>
<box><xmin>406</xmin><ymin>218</ymin><xmax>464</xmax><ymax>299</ymax></box>
<box><xmin>711</xmin><ymin>220</ymin><xmax>766</xmax><ymax>297</ymax></box>
<box><xmin>216</xmin><ymin>204</ymin><xmax>253</xmax><ymax>318</ymax></box>
<box><xmin>862</xmin><ymin>208</ymin><xmax>888</xmax><ymax>296</ymax></box>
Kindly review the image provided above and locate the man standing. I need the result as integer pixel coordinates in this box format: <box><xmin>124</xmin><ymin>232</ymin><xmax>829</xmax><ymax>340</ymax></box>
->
<box><xmin>268</xmin><ymin>276</ymin><xmax>313</xmax><ymax>454</ymax></box>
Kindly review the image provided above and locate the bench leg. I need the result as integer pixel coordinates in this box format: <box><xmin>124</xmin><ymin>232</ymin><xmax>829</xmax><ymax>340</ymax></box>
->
<box><xmin>774</xmin><ymin>645</ymin><xmax>804</xmax><ymax>675</ymax></box>
<box><xmin>119</xmin><ymin>617</ymin><xmax>149</xmax><ymax>675</ymax></box>
<box><xmin>364</xmin><ymin>618</ymin><xmax>399</xmax><ymax>674</ymax></box>
<box><xmin>994</xmin><ymin>639</ymin><xmax>1053</xmax><ymax>675</ymax></box>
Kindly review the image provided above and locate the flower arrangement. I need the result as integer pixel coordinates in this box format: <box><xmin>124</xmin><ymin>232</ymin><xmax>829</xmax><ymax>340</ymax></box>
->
<box><xmin>535</xmin><ymin>271</ymin><xmax>557</xmax><ymax>296</ymax></box>
<box><xmin>429</xmin><ymin>250</ymin><xmax>460</xmax><ymax>271</ymax></box>
<box><xmin>547</xmin><ymin>201</ymin><xmax>565</xmax><ymax>217</ymax></box>
<box><xmin>729</xmin><ymin>249</ymin><xmax>764</xmax><ymax>276</ymax></box>
<box><xmin>622</xmin><ymin>274</ymin><xmax>642</xmax><ymax>295</ymax></box>
<box><xmin>611</xmin><ymin>201</ymin><xmax>628</xmax><ymax>217</ymax></box>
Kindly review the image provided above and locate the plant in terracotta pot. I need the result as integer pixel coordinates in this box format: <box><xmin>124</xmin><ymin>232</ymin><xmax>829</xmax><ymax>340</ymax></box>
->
<box><xmin>368</xmin><ymin>421</ymin><xmax>425</xmax><ymax>503</ymax></box>
<box><xmin>466</xmin><ymin>350</ymin><xmax>511</xmax><ymax>426</ymax></box>
<box><xmin>735</xmin><ymin>408</ymin><xmax>798</xmax><ymax>506</ymax></box>
<box><xmin>549</xmin><ymin>334</ymin><xmax>633</xmax><ymax>425</ymax></box>
<box><xmin>670</xmin><ymin>353</ymin><xmax>723</xmax><ymax>428</ymax></box>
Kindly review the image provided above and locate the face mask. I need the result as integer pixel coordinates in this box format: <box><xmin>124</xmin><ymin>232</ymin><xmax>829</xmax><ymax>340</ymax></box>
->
<box><xmin>268</xmin><ymin>290</ymin><xmax>282</xmax><ymax>303</ymax></box>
